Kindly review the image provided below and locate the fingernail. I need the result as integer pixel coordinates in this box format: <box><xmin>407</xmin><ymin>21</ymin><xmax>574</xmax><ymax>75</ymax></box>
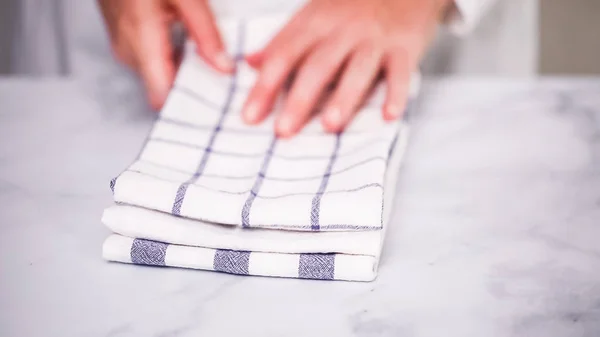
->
<box><xmin>324</xmin><ymin>107</ymin><xmax>342</xmax><ymax>128</ymax></box>
<box><xmin>243</xmin><ymin>102</ymin><xmax>259</xmax><ymax>123</ymax></box>
<box><xmin>149</xmin><ymin>88</ymin><xmax>168</xmax><ymax>111</ymax></box>
<box><xmin>215</xmin><ymin>52</ymin><xmax>235</xmax><ymax>71</ymax></box>
<box><xmin>386</xmin><ymin>104</ymin><xmax>401</xmax><ymax>119</ymax></box>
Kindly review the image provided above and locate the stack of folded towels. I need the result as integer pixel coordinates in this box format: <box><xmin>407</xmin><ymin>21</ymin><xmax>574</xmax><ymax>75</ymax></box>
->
<box><xmin>102</xmin><ymin>16</ymin><xmax>419</xmax><ymax>282</ymax></box>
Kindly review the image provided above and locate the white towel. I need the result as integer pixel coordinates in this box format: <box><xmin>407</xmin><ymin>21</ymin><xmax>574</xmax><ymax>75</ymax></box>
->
<box><xmin>102</xmin><ymin>14</ymin><xmax>418</xmax><ymax>281</ymax></box>
<box><xmin>109</xmin><ymin>16</ymin><xmax>419</xmax><ymax>231</ymax></box>
<box><xmin>102</xmin><ymin>205</ymin><xmax>383</xmax><ymax>256</ymax></box>
<box><xmin>103</xmin><ymin>235</ymin><xmax>379</xmax><ymax>282</ymax></box>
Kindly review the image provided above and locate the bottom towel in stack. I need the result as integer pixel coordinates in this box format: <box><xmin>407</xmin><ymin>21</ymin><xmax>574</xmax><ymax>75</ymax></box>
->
<box><xmin>102</xmin><ymin>126</ymin><xmax>408</xmax><ymax>281</ymax></box>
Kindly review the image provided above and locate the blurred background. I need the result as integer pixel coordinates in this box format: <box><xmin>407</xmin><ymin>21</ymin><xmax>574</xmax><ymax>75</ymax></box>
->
<box><xmin>0</xmin><ymin>0</ymin><xmax>598</xmax><ymax>78</ymax></box>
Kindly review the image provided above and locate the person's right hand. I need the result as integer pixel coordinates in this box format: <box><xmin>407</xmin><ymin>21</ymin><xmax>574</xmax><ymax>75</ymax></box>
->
<box><xmin>98</xmin><ymin>0</ymin><xmax>233</xmax><ymax>110</ymax></box>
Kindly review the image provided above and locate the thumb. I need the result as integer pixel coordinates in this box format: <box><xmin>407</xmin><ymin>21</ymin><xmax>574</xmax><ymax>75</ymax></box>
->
<box><xmin>135</xmin><ymin>14</ymin><xmax>176</xmax><ymax>111</ymax></box>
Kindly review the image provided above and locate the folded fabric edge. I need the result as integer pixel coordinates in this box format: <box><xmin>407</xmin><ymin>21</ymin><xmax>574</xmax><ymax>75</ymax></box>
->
<box><xmin>101</xmin><ymin>205</ymin><xmax>382</xmax><ymax>256</ymax></box>
<box><xmin>110</xmin><ymin>121</ymin><xmax>410</xmax><ymax>232</ymax></box>
<box><xmin>102</xmin><ymin>234</ymin><xmax>377</xmax><ymax>282</ymax></box>
<box><xmin>108</xmin><ymin>196</ymin><xmax>386</xmax><ymax>232</ymax></box>
<box><xmin>373</xmin><ymin>116</ymin><xmax>413</xmax><ymax>274</ymax></box>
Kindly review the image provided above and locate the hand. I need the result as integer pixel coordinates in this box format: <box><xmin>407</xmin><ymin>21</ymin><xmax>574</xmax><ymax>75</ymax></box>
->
<box><xmin>242</xmin><ymin>0</ymin><xmax>452</xmax><ymax>137</ymax></box>
<box><xmin>98</xmin><ymin>0</ymin><xmax>234</xmax><ymax>110</ymax></box>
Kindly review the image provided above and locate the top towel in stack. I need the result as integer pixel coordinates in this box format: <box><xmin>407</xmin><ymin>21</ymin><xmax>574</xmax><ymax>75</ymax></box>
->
<box><xmin>101</xmin><ymin>15</ymin><xmax>419</xmax><ymax>282</ymax></box>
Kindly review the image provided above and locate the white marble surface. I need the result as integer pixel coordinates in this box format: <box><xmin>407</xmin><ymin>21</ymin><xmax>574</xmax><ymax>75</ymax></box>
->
<box><xmin>0</xmin><ymin>77</ymin><xmax>599</xmax><ymax>337</ymax></box>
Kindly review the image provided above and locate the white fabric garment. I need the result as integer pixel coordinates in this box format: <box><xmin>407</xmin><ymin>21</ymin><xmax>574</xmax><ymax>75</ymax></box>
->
<box><xmin>102</xmin><ymin>14</ymin><xmax>417</xmax><ymax>281</ymax></box>
<box><xmin>447</xmin><ymin>0</ymin><xmax>498</xmax><ymax>34</ymax></box>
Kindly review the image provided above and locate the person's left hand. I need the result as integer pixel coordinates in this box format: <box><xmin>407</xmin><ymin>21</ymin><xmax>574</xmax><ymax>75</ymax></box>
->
<box><xmin>241</xmin><ymin>0</ymin><xmax>452</xmax><ymax>137</ymax></box>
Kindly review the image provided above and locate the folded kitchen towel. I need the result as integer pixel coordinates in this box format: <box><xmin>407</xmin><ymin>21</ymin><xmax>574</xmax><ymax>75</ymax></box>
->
<box><xmin>103</xmin><ymin>234</ymin><xmax>379</xmax><ymax>282</ymax></box>
<box><xmin>102</xmin><ymin>205</ymin><xmax>383</xmax><ymax>256</ymax></box>
<box><xmin>103</xmin><ymin>14</ymin><xmax>419</xmax><ymax>281</ymax></box>
<box><xmin>109</xmin><ymin>16</ymin><xmax>419</xmax><ymax>232</ymax></box>
<box><xmin>102</xmin><ymin>115</ymin><xmax>409</xmax><ymax>281</ymax></box>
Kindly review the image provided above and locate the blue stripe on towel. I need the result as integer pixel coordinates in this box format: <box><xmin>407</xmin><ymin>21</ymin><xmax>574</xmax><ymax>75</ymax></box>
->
<box><xmin>214</xmin><ymin>249</ymin><xmax>251</xmax><ymax>275</ymax></box>
<box><xmin>310</xmin><ymin>134</ymin><xmax>341</xmax><ymax>231</ymax></box>
<box><xmin>171</xmin><ymin>21</ymin><xmax>246</xmax><ymax>216</ymax></box>
<box><xmin>241</xmin><ymin>137</ymin><xmax>278</xmax><ymax>227</ymax></box>
<box><xmin>130</xmin><ymin>239</ymin><xmax>168</xmax><ymax>266</ymax></box>
<box><xmin>299</xmin><ymin>253</ymin><xmax>335</xmax><ymax>280</ymax></box>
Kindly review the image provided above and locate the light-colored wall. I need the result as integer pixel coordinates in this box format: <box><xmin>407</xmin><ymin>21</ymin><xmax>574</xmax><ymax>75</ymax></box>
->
<box><xmin>423</xmin><ymin>0</ymin><xmax>538</xmax><ymax>76</ymax></box>
<box><xmin>0</xmin><ymin>0</ymin><xmax>17</xmax><ymax>74</ymax></box>
<box><xmin>1</xmin><ymin>0</ymin><xmax>598</xmax><ymax>76</ymax></box>
<box><xmin>539</xmin><ymin>0</ymin><xmax>600</xmax><ymax>75</ymax></box>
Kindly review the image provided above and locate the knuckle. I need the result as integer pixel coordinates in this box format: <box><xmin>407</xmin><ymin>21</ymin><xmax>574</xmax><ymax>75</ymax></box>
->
<box><xmin>260</xmin><ymin>53</ymin><xmax>292</xmax><ymax>85</ymax></box>
<box><xmin>366</xmin><ymin>22</ymin><xmax>386</xmax><ymax>38</ymax></box>
<box><xmin>389</xmin><ymin>44</ymin><xmax>410</xmax><ymax>60</ymax></box>
<box><xmin>348</xmin><ymin>14</ymin><xmax>384</xmax><ymax>36</ymax></box>
<box><xmin>267</xmin><ymin>52</ymin><xmax>292</xmax><ymax>71</ymax></box>
<box><xmin>253</xmin><ymin>80</ymin><xmax>273</xmax><ymax>95</ymax></box>
<box><xmin>355</xmin><ymin>39</ymin><xmax>379</xmax><ymax>54</ymax></box>
<box><xmin>293</xmin><ymin>78</ymin><xmax>319</xmax><ymax>102</ymax></box>
<box><xmin>307</xmin><ymin>51</ymin><xmax>331</xmax><ymax>70</ymax></box>
<box><xmin>254</xmin><ymin>70</ymin><xmax>281</xmax><ymax>94</ymax></box>
<box><xmin>307</xmin><ymin>15</ymin><xmax>329</xmax><ymax>32</ymax></box>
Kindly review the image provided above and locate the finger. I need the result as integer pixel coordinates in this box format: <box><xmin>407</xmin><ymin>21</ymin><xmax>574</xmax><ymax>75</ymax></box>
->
<box><xmin>240</xmin><ymin>33</ymin><xmax>319</xmax><ymax>125</ymax></box>
<box><xmin>258</xmin><ymin>6</ymin><xmax>333</xmax><ymax>63</ymax></box>
<box><xmin>241</xmin><ymin>13</ymin><xmax>330</xmax><ymax>124</ymax></box>
<box><xmin>97</xmin><ymin>1</ymin><xmax>137</xmax><ymax>70</ymax></box>
<box><xmin>275</xmin><ymin>33</ymin><xmax>358</xmax><ymax>137</ymax></box>
<box><xmin>174</xmin><ymin>0</ymin><xmax>234</xmax><ymax>73</ymax></box>
<box><xmin>134</xmin><ymin>10</ymin><xmax>176</xmax><ymax>110</ymax></box>
<box><xmin>383</xmin><ymin>48</ymin><xmax>412</xmax><ymax>120</ymax></box>
<box><xmin>111</xmin><ymin>43</ymin><xmax>137</xmax><ymax>70</ymax></box>
<box><xmin>321</xmin><ymin>45</ymin><xmax>384</xmax><ymax>133</ymax></box>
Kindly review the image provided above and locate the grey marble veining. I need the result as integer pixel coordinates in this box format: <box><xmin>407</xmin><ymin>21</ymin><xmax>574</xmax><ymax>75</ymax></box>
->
<box><xmin>0</xmin><ymin>77</ymin><xmax>599</xmax><ymax>337</ymax></box>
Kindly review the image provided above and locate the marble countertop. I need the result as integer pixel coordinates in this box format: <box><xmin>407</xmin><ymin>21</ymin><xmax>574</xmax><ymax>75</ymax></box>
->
<box><xmin>1</xmin><ymin>77</ymin><xmax>599</xmax><ymax>337</ymax></box>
